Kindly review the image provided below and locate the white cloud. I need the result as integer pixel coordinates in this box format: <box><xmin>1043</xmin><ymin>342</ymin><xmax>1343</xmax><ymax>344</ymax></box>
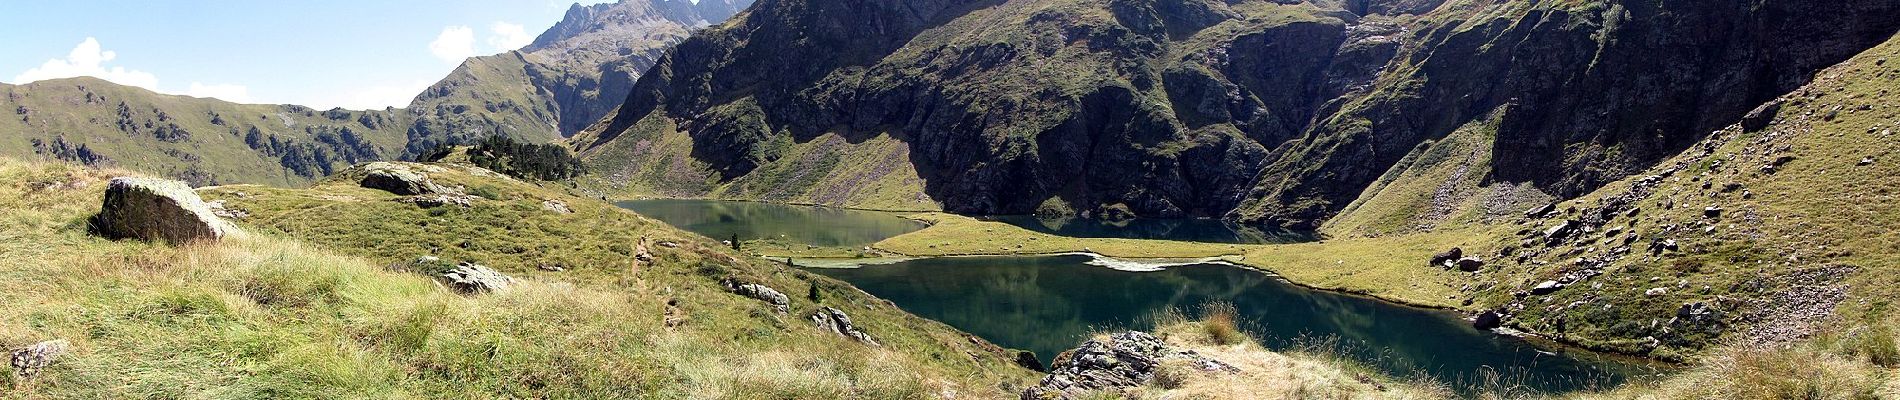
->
<box><xmin>11</xmin><ymin>37</ymin><xmax>160</xmax><ymax>90</ymax></box>
<box><xmin>429</xmin><ymin>26</ymin><xmax>478</xmax><ymax>63</ymax></box>
<box><xmin>185</xmin><ymin>82</ymin><xmax>252</xmax><ymax>103</ymax></box>
<box><xmin>488</xmin><ymin>22</ymin><xmax>534</xmax><ymax>52</ymax></box>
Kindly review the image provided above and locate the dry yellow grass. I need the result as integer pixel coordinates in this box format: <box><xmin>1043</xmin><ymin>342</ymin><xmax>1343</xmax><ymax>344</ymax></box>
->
<box><xmin>1137</xmin><ymin>320</ymin><xmax>1454</xmax><ymax>400</ymax></box>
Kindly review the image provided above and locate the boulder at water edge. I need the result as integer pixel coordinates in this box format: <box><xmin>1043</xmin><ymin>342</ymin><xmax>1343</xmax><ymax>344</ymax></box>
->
<box><xmin>92</xmin><ymin>177</ymin><xmax>234</xmax><ymax>244</ymax></box>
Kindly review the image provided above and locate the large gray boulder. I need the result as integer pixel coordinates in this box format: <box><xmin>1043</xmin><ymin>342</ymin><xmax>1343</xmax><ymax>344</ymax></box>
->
<box><xmin>723</xmin><ymin>278</ymin><xmax>790</xmax><ymax>313</ymax></box>
<box><xmin>92</xmin><ymin>177</ymin><xmax>234</xmax><ymax>244</ymax></box>
<box><xmin>358</xmin><ymin>162</ymin><xmax>451</xmax><ymax>195</ymax></box>
<box><xmin>441</xmin><ymin>262</ymin><xmax>514</xmax><ymax>294</ymax></box>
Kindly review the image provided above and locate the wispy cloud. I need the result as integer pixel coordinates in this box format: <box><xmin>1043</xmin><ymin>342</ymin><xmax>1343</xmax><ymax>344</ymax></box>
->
<box><xmin>488</xmin><ymin>22</ymin><xmax>533</xmax><ymax>52</ymax></box>
<box><xmin>13</xmin><ymin>37</ymin><xmax>253</xmax><ymax>104</ymax></box>
<box><xmin>11</xmin><ymin>37</ymin><xmax>159</xmax><ymax>90</ymax></box>
<box><xmin>428</xmin><ymin>26</ymin><xmax>478</xmax><ymax>63</ymax></box>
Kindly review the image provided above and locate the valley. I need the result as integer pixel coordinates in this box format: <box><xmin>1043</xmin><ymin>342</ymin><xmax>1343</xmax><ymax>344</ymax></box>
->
<box><xmin>5</xmin><ymin>0</ymin><xmax>1900</xmax><ymax>398</ymax></box>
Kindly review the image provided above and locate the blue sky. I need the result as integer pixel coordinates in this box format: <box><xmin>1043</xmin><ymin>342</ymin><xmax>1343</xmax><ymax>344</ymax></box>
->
<box><xmin>0</xmin><ymin>0</ymin><xmax>615</xmax><ymax>110</ymax></box>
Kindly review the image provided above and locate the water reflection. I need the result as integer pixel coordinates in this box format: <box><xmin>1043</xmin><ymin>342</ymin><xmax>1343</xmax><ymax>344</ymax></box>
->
<box><xmin>984</xmin><ymin>215</ymin><xmax>1314</xmax><ymax>244</ymax></box>
<box><xmin>812</xmin><ymin>255</ymin><xmax>1656</xmax><ymax>393</ymax></box>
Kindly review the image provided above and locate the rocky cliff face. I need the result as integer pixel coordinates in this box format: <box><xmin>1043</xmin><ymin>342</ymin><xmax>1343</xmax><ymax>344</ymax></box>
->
<box><xmin>402</xmin><ymin>0</ymin><xmax>755</xmax><ymax>157</ymax></box>
<box><xmin>578</xmin><ymin>0</ymin><xmax>1900</xmax><ymax>227</ymax></box>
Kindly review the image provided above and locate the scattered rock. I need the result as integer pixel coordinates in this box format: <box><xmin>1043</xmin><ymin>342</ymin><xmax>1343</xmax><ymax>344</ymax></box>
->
<box><xmin>1543</xmin><ymin>220</ymin><xmax>1578</xmax><ymax>244</ymax></box>
<box><xmin>1703</xmin><ymin>206</ymin><xmax>1723</xmax><ymax>219</ymax></box>
<box><xmin>205</xmin><ymin>200</ymin><xmax>249</xmax><ymax>219</ymax></box>
<box><xmin>1646</xmin><ymin>287</ymin><xmax>1668</xmax><ymax>296</ymax></box>
<box><xmin>359</xmin><ymin>163</ymin><xmax>451</xmax><ymax>195</ymax></box>
<box><xmin>1473</xmin><ymin>311</ymin><xmax>1503</xmax><ymax>330</ymax></box>
<box><xmin>441</xmin><ymin>262</ymin><xmax>513</xmax><ymax>294</ymax></box>
<box><xmin>1015</xmin><ymin>351</ymin><xmax>1046</xmax><ymax>372</ymax></box>
<box><xmin>723</xmin><ymin>278</ymin><xmax>790</xmax><ymax>313</ymax></box>
<box><xmin>1860</xmin><ymin>157</ymin><xmax>1875</xmax><ymax>166</ymax></box>
<box><xmin>402</xmin><ymin>194</ymin><xmax>475</xmax><ymax>208</ymax></box>
<box><xmin>1530</xmin><ymin>280</ymin><xmax>1565</xmax><ymax>295</ymax></box>
<box><xmin>1741</xmin><ymin>100</ymin><xmax>1782</xmax><ymax>132</ymax></box>
<box><xmin>9</xmin><ymin>339</ymin><xmax>70</xmax><ymax>382</ymax></box>
<box><xmin>541</xmin><ymin>199</ymin><xmax>572</xmax><ymax>214</ymax></box>
<box><xmin>657</xmin><ymin>241</ymin><xmax>680</xmax><ymax>248</ymax></box>
<box><xmin>1525</xmin><ymin>203</ymin><xmax>1558</xmax><ymax>219</ymax></box>
<box><xmin>1429</xmin><ymin>248</ymin><xmax>1463</xmax><ymax>267</ymax></box>
<box><xmin>1020</xmin><ymin>331</ymin><xmax>1236</xmax><ymax>399</ymax></box>
<box><xmin>91</xmin><ymin>177</ymin><xmax>235</xmax><ymax>244</ymax></box>
<box><xmin>1455</xmin><ymin>257</ymin><xmax>1486</xmax><ymax>272</ymax></box>
<box><xmin>810</xmin><ymin>307</ymin><xmax>877</xmax><ymax>345</ymax></box>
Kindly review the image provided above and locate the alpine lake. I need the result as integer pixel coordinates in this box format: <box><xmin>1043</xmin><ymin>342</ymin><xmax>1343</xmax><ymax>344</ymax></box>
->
<box><xmin>618</xmin><ymin>199</ymin><xmax>1665</xmax><ymax>393</ymax></box>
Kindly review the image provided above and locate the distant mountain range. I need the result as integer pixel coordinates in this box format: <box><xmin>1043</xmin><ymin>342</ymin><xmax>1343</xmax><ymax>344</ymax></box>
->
<box><xmin>0</xmin><ymin>0</ymin><xmax>753</xmax><ymax>186</ymax></box>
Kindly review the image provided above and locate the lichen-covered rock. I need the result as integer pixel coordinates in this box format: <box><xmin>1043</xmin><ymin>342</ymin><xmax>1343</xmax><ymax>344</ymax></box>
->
<box><xmin>10</xmin><ymin>339</ymin><xmax>70</xmax><ymax>381</ymax></box>
<box><xmin>810</xmin><ymin>307</ymin><xmax>877</xmax><ymax>346</ymax></box>
<box><xmin>92</xmin><ymin>177</ymin><xmax>235</xmax><ymax>244</ymax></box>
<box><xmin>441</xmin><ymin>262</ymin><xmax>513</xmax><ymax>294</ymax></box>
<box><xmin>359</xmin><ymin>162</ymin><xmax>451</xmax><ymax>195</ymax></box>
<box><xmin>541</xmin><ymin>199</ymin><xmax>572</xmax><ymax>214</ymax></box>
<box><xmin>723</xmin><ymin>278</ymin><xmax>789</xmax><ymax>313</ymax></box>
<box><xmin>1021</xmin><ymin>331</ymin><xmax>1236</xmax><ymax>399</ymax></box>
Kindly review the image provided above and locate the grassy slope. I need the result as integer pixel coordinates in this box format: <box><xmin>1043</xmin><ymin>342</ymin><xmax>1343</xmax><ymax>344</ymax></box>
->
<box><xmin>406</xmin><ymin>53</ymin><xmax>561</xmax><ymax>144</ymax></box>
<box><xmin>576</xmin><ymin>111</ymin><xmax>942</xmax><ymax>211</ymax></box>
<box><xmin>0</xmin><ymin>77</ymin><xmax>411</xmax><ymax>186</ymax></box>
<box><xmin>0</xmin><ymin>158</ymin><xmax>1032</xmax><ymax>398</ymax></box>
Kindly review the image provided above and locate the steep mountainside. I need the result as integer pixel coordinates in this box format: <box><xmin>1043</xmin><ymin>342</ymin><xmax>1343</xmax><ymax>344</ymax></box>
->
<box><xmin>402</xmin><ymin>0</ymin><xmax>754</xmax><ymax>156</ymax></box>
<box><xmin>575</xmin><ymin>0</ymin><xmax>1900</xmax><ymax>225</ymax></box>
<box><xmin>1</xmin><ymin>77</ymin><xmax>408</xmax><ymax>186</ymax></box>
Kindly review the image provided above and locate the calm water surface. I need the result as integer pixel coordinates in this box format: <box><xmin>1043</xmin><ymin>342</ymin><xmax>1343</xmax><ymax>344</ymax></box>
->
<box><xmin>813</xmin><ymin>255</ymin><xmax>1660</xmax><ymax>394</ymax></box>
<box><xmin>616</xmin><ymin>199</ymin><xmax>925</xmax><ymax>246</ymax></box>
<box><xmin>619</xmin><ymin>199</ymin><xmax>1659</xmax><ymax>393</ymax></box>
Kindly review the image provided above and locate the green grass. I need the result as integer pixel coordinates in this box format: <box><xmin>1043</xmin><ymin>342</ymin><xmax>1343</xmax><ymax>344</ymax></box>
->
<box><xmin>0</xmin><ymin>158</ymin><xmax>1033</xmax><ymax>398</ymax></box>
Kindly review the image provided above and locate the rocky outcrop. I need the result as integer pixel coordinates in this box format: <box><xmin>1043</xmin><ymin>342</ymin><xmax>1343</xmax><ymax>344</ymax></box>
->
<box><xmin>91</xmin><ymin>177</ymin><xmax>235</xmax><ymax>244</ymax></box>
<box><xmin>723</xmin><ymin>278</ymin><xmax>789</xmax><ymax>313</ymax></box>
<box><xmin>9</xmin><ymin>339</ymin><xmax>70</xmax><ymax>382</ymax></box>
<box><xmin>441</xmin><ymin>262</ymin><xmax>514</xmax><ymax>294</ymax></box>
<box><xmin>359</xmin><ymin>162</ymin><xmax>451</xmax><ymax>195</ymax></box>
<box><xmin>810</xmin><ymin>307</ymin><xmax>877</xmax><ymax>345</ymax></box>
<box><xmin>1021</xmin><ymin>331</ymin><xmax>1236</xmax><ymax>399</ymax></box>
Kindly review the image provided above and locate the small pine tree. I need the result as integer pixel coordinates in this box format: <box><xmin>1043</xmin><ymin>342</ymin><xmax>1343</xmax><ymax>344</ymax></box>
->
<box><xmin>807</xmin><ymin>283</ymin><xmax>822</xmax><ymax>303</ymax></box>
<box><xmin>729</xmin><ymin>234</ymin><xmax>741</xmax><ymax>251</ymax></box>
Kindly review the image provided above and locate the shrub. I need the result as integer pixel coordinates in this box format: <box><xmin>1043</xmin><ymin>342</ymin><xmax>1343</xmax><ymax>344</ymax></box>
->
<box><xmin>1201</xmin><ymin>302</ymin><xmax>1244</xmax><ymax>346</ymax></box>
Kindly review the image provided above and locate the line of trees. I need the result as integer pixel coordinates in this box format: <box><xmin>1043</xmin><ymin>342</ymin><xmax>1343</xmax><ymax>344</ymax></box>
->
<box><xmin>463</xmin><ymin>135</ymin><xmax>586</xmax><ymax>181</ymax></box>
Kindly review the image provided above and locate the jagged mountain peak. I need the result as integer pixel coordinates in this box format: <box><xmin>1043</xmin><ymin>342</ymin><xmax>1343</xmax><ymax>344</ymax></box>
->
<box><xmin>527</xmin><ymin>0</ymin><xmax>755</xmax><ymax>54</ymax></box>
